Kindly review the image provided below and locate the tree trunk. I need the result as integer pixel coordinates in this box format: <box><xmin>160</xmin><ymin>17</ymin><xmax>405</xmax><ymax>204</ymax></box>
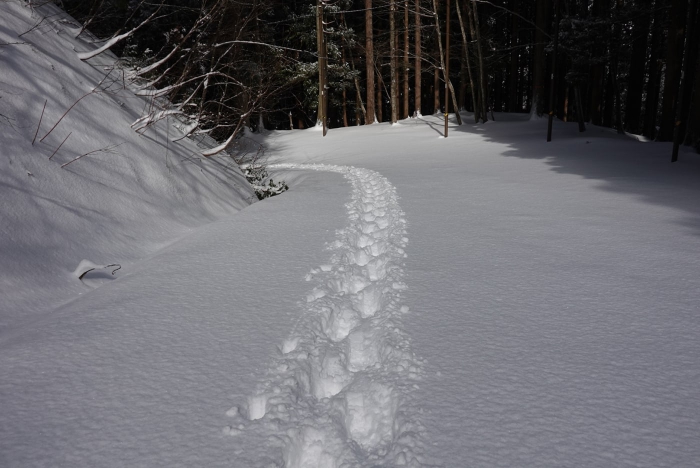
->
<box><xmin>658</xmin><ymin>0</ymin><xmax>688</xmax><ymax>141</ymax></box>
<box><xmin>434</xmin><ymin>67</ymin><xmax>440</xmax><ymax>113</ymax></box>
<box><xmin>390</xmin><ymin>0</ymin><xmax>399</xmax><ymax>123</ymax></box>
<box><xmin>672</xmin><ymin>0</ymin><xmax>699</xmax><ymax>160</ymax></box>
<box><xmin>377</xmin><ymin>67</ymin><xmax>384</xmax><ymax>122</ymax></box>
<box><xmin>403</xmin><ymin>0</ymin><xmax>410</xmax><ymax>118</ymax></box>
<box><xmin>365</xmin><ymin>0</ymin><xmax>376</xmax><ymax>124</ymax></box>
<box><xmin>316</xmin><ymin>0</ymin><xmax>328</xmax><ymax>134</ymax></box>
<box><xmin>643</xmin><ymin>0</ymin><xmax>664</xmax><ymax>138</ymax></box>
<box><xmin>589</xmin><ymin>0</ymin><xmax>609</xmax><ymax>125</ymax></box>
<box><xmin>455</xmin><ymin>0</ymin><xmax>477</xmax><ymax>119</ymax></box>
<box><xmin>469</xmin><ymin>0</ymin><xmax>488</xmax><ymax>122</ymax></box>
<box><xmin>432</xmin><ymin>0</ymin><xmax>462</xmax><ymax>126</ymax></box>
<box><xmin>625</xmin><ymin>0</ymin><xmax>651</xmax><ymax>134</ymax></box>
<box><xmin>415</xmin><ymin>0</ymin><xmax>422</xmax><ymax>116</ymax></box>
<box><xmin>508</xmin><ymin>0</ymin><xmax>519</xmax><ymax>112</ymax></box>
<box><xmin>532</xmin><ymin>0</ymin><xmax>549</xmax><ymax>117</ymax></box>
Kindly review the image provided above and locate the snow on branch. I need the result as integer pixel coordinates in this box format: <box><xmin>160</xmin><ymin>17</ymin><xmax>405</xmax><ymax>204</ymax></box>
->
<box><xmin>77</xmin><ymin>5</ymin><xmax>164</xmax><ymax>61</ymax></box>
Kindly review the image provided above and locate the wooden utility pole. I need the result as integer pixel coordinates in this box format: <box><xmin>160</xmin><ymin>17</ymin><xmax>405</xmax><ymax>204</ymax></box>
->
<box><xmin>546</xmin><ymin>0</ymin><xmax>560</xmax><ymax>142</ymax></box>
<box><xmin>316</xmin><ymin>0</ymin><xmax>328</xmax><ymax>135</ymax></box>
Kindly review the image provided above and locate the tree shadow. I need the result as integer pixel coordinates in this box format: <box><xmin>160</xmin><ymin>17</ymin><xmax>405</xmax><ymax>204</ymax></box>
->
<box><xmin>446</xmin><ymin>112</ymin><xmax>700</xmax><ymax>236</ymax></box>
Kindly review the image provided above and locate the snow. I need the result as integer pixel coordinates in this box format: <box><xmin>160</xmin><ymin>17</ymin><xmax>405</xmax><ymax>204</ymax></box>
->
<box><xmin>2</xmin><ymin>2</ymin><xmax>700</xmax><ymax>468</ymax></box>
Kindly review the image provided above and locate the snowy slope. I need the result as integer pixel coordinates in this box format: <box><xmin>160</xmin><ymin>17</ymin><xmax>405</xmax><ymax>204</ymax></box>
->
<box><xmin>0</xmin><ymin>0</ymin><xmax>254</xmax><ymax>329</ymax></box>
<box><xmin>2</xmin><ymin>1</ymin><xmax>700</xmax><ymax>467</ymax></box>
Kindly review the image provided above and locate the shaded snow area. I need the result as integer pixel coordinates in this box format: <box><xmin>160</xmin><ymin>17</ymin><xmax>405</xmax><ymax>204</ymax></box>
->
<box><xmin>3</xmin><ymin>3</ymin><xmax>700</xmax><ymax>468</ymax></box>
<box><xmin>0</xmin><ymin>1</ymin><xmax>254</xmax><ymax>328</ymax></box>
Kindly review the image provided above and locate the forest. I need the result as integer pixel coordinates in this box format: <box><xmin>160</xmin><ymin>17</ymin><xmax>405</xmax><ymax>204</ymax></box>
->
<box><xmin>62</xmin><ymin>0</ymin><xmax>700</xmax><ymax>156</ymax></box>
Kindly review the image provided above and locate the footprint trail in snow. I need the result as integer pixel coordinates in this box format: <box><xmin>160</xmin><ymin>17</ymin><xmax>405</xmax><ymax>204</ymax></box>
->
<box><xmin>224</xmin><ymin>164</ymin><xmax>427</xmax><ymax>467</ymax></box>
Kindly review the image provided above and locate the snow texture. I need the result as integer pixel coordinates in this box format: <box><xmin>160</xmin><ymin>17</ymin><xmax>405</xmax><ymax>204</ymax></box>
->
<box><xmin>2</xmin><ymin>1</ymin><xmax>700</xmax><ymax>467</ymax></box>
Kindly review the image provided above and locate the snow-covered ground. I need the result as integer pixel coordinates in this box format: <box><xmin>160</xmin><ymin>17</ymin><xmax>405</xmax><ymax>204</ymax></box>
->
<box><xmin>2</xmin><ymin>2</ymin><xmax>700</xmax><ymax>467</ymax></box>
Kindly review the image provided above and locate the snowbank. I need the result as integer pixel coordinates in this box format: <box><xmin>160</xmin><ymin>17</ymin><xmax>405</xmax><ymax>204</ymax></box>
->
<box><xmin>0</xmin><ymin>1</ymin><xmax>254</xmax><ymax>328</ymax></box>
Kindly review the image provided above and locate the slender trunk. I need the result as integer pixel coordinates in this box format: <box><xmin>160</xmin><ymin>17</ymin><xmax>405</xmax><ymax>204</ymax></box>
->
<box><xmin>659</xmin><ymin>0</ymin><xmax>688</xmax><ymax>141</ymax></box>
<box><xmin>415</xmin><ymin>0</ymin><xmax>422</xmax><ymax>116</ymax></box>
<box><xmin>574</xmin><ymin>85</ymin><xmax>586</xmax><ymax>132</ymax></box>
<box><xmin>672</xmin><ymin>0</ymin><xmax>699</xmax><ymax>160</ymax></box>
<box><xmin>365</xmin><ymin>0</ymin><xmax>376</xmax><ymax>123</ymax></box>
<box><xmin>625</xmin><ymin>0</ymin><xmax>651</xmax><ymax>134</ymax></box>
<box><xmin>508</xmin><ymin>0</ymin><xmax>519</xmax><ymax>111</ymax></box>
<box><xmin>316</xmin><ymin>0</ymin><xmax>328</xmax><ymax>134</ymax></box>
<box><xmin>456</xmin><ymin>0</ymin><xmax>477</xmax><ymax>120</ymax></box>
<box><xmin>377</xmin><ymin>67</ymin><xmax>384</xmax><ymax>122</ymax></box>
<box><xmin>643</xmin><ymin>0</ymin><xmax>663</xmax><ymax>138</ymax></box>
<box><xmin>547</xmin><ymin>0</ymin><xmax>560</xmax><ymax>142</ymax></box>
<box><xmin>434</xmin><ymin>67</ymin><xmax>440</xmax><ymax>113</ymax></box>
<box><xmin>403</xmin><ymin>0</ymin><xmax>410</xmax><ymax>118</ymax></box>
<box><xmin>532</xmin><ymin>0</ymin><xmax>549</xmax><ymax>117</ymax></box>
<box><xmin>390</xmin><ymin>0</ymin><xmax>399</xmax><ymax>123</ymax></box>
<box><xmin>469</xmin><ymin>0</ymin><xmax>487</xmax><ymax>122</ymax></box>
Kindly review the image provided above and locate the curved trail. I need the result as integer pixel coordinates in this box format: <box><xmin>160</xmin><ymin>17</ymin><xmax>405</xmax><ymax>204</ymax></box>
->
<box><xmin>224</xmin><ymin>164</ymin><xmax>427</xmax><ymax>467</ymax></box>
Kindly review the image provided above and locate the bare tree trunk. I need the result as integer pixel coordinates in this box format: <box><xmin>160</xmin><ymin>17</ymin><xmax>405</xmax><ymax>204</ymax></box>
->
<box><xmin>672</xmin><ymin>0</ymin><xmax>699</xmax><ymax>160</ymax></box>
<box><xmin>468</xmin><ymin>0</ymin><xmax>487</xmax><ymax>122</ymax></box>
<box><xmin>508</xmin><ymin>0</ymin><xmax>519</xmax><ymax>112</ymax></box>
<box><xmin>415</xmin><ymin>0</ymin><xmax>422</xmax><ymax>116</ymax></box>
<box><xmin>531</xmin><ymin>0</ymin><xmax>550</xmax><ymax>118</ymax></box>
<box><xmin>403</xmin><ymin>0</ymin><xmax>410</xmax><ymax>118</ymax></box>
<box><xmin>365</xmin><ymin>0</ymin><xmax>376</xmax><ymax>123</ymax></box>
<box><xmin>390</xmin><ymin>0</ymin><xmax>399</xmax><ymax>123</ymax></box>
<box><xmin>659</xmin><ymin>0</ymin><xmax>688</xmax><ymax>141</ymax></box>
<box><xmin>643</xmin><ymin>0</ymin><xmax>663</xmax><ymax>138</ymax></box>
<box><xmin>432</xmin><ymin>0</ymin><xmax>462</xmax><ymax>125</ymax></box>
<box><xmin>625</xmin><ymin>0</ymin><xmax>651</xmax><ymax>134</ymax></box>
<box><xmin>455</xmin><ymin>0</ymin><xmax>477</xmax><ymax>119</ymax></box>
<box><xmin>377</xmin><ymin>67</ymin><xmax>384</xmax><ymax>122</ymax></box>
<box><xmin>316</xmin><ymin>0</ymin><xmax>328</xmax><ymax>134</ymax></box>
<box><xmin>434</xmin><ymin>68</ymin><xmax>440</xmax><ymax>114</ymax></box>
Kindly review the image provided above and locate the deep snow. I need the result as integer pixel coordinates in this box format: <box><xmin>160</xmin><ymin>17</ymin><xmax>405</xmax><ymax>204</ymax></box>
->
<box><xmin>2</xmin><ymin>2</ymin><xmax>700</xmax><ymax>467</ymax></box>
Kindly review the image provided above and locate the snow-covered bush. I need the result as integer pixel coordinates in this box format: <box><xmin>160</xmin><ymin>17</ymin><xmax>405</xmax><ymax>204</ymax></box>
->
<box><xmin>243</xmin><ymin>165</ymin><xmax>289</xmax><ymax>200</ymax></box>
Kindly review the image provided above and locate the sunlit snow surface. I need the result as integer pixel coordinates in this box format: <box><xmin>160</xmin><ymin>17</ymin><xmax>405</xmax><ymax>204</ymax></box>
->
<box><xmin>3</xmin><ymin>1</ymin><xmax>700</xmax><ymax>467</ymax></box>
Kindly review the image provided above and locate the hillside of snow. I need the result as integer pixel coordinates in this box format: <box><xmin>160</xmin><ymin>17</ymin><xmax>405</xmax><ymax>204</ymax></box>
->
<box><xmin>2</xmin><ymin>1</ymin><xmax>700</xmax><ymax>468</ymax></box>
<box><xmin>0</xmin><ymin>1</ymin><xmax>254</xmax><ymax>329</ymax></box>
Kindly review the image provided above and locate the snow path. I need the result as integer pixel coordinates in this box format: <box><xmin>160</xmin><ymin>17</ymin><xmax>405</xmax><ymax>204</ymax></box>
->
<box><xmin>224</xmin><ymin>165</ymin><xmax>426</xmax><ymax>467</ymax></box>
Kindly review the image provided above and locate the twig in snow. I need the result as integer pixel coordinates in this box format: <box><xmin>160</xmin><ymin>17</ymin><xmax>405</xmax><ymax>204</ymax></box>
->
<box><xmin>32</xmin><ymin>100</ymin><xmax>47</xmax><ymax>145</ymax></box>
<box><xmin>78</xmin><ymin>264</ymin><xmax>121</xmax><ymax>280</ymax></box>
<box><xmin>40</xmin><ymin>69</ymin><xmax>111</xmax><ymax>143</ymax></box>
<box><xmin>61</xmin><ymin>142</ymin><xmax>123</xmax><ymax>169</ymax></box>
<box><xmin>49</xmin><ymin>131</ymin><xmax>71</xmax><ymax>160</ymax></box>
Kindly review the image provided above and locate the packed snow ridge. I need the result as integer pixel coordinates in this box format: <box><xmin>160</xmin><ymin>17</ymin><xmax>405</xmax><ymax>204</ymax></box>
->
<box><xmin>224</xmin><ymin>164</ymin><xmax>426</xmax><ymax>467</ymax></box>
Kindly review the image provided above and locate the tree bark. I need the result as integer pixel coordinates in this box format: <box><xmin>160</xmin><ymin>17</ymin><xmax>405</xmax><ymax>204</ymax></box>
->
<box><xmin>365</xmin><ymin>0</ymin><xmax>376</xmax><ymax>123</ymax></box>
<box><xmin>643</xmin><ymin>0</ymin><xmax>664</xmax><ymax>138</ymax></box>
<box><xmin>658</xmin><ymin>0</ymin><xmax>688</xmax><ymax>141</ymax></box>
<box><xmin>390</xmin><ymin>0</ymin><xmax>399</xmax><ymax>123</ymax></box>
<box><xmin>532</xmin><ymin>0</ymin><xmax>549</xmax><ymax>117</ymax></box>
<box><xmin>455</xmin><ymin>0</ymin><xmax>477</xmax><ymax>119</ymax></box>
<box><xmin>672</xmin><ymin>0</ymin><xmax>699</xmax><ymax>160</ymax></box>
<box><xmin>403</xmin><ymin>0</ymin><xmax>410</xmax><ymax>118</ymax></box>
<box><xmin>508</xmin><ymin>0</ymin><xmax>519</xmax><ymax>112</ymax></box>
<box><xmin>625</xmin><ymin>0</ymin><xmax>651</xmax><ymax>134</ymax></box>
<box><xmin>589</xmin><ymin>0</ymin><xmax>609</xmax><ymax>125</ymax></box>
<box><xmin>469</xmin><ymin>0</ymin><xmax>488</xmax><ymax>122</ymax></box>
<box><xmin>415</xmin><ymin>0</ymin><xmax>422</xmax><ymax>116</ymax></box>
